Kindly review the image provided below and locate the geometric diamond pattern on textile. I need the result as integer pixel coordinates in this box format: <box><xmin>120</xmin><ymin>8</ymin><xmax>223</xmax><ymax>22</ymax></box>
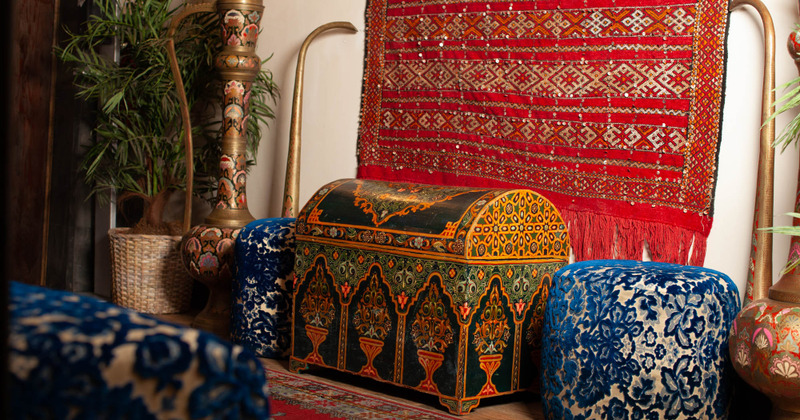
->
<box><xmin>357</xmin><ymin>0</ymin><xmax>730</xmax><ymax>265</ymax></box>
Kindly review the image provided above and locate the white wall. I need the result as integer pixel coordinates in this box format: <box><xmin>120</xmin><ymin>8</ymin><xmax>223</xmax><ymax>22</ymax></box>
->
<box><xmin>249</xmin><ymin>0</ymin><xmax>365</xmax><ymax>216</ymax></box>
<box><xmin>707</xmin><ymin>0</ymin><xmax>800</xmax><ymax>302</ymax></box>
<box><xmin>246</xmin><ymin>0</ymin><xmax>800</xmax><ymax>303</ymax></box>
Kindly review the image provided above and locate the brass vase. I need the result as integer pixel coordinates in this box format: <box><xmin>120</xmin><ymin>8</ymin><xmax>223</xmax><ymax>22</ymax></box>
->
<box><xmin>728</xmin><ymin>9</ymin><xmax>800</xmax><ymax>419</ymax></box>
<box><xmin>168</xmin><ymin>0</ymin><xmax>263</xmax><ymax>338</ymax></box>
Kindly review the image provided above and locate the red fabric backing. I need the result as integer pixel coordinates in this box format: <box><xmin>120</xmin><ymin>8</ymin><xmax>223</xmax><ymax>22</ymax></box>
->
<box><xmin>357</xmin><ymin>0</ymin><xmax>729</xmax><ymax>265</ymax></box>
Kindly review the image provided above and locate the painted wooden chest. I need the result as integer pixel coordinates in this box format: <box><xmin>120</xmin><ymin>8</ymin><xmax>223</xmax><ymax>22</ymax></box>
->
<box><xmin>289</xmin><ymin>178</ymin><xmax>570</xmax><ymax>414</ymax></box>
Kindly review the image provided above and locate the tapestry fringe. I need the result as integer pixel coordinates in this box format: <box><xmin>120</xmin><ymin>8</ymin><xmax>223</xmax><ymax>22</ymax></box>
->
<box><xmin>561</xmin><ymin>210</ymin><xmax>707</xmax><ymax>266</ymax></box>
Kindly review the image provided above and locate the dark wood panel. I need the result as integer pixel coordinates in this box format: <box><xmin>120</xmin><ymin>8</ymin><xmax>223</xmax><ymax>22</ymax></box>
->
<box><xmin>2</xmin><ymin>0</ymin><xmax>15</xmax><ymax>416</ymax></box>
<box><xmin>45</xmin><ymin>1</ymin><xmax>94</xmax><ymax>293</ymax></box>
<box><xmin>7</xmin><ymin>0</ymin><xmax>94</xmax><ymax>291</ymax></box>
<box><xmin>8</xmin><ymin>0</ymin><xmax>57</xmax><ymax>286</ymax></box>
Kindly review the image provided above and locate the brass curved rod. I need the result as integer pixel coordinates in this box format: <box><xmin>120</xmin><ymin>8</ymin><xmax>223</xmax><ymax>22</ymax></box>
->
<box><xmin>281</xmin><ymin>21</ymin><xmax>359</xmax><ymax>218</ymax></box>
<box><xmin>166</xmin><ymin>2</ymin><xmax>217</xmax><ymax>232</ymax></box>
<box><xmin>731</xmin><ymin>0</ymin><xmax>776</xmax><ymax>302</ymax></box>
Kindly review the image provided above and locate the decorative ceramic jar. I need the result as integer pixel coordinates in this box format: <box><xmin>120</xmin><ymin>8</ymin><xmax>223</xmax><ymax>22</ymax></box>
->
<box><xmin>181</xmin><ymin>225</ymin><xmax>242</xmax><ymax>337</ymax></box>
<box><xmin>731</xmin><ymin>297</ymin><xmax>800</xmax><ymax>418</ymax></box>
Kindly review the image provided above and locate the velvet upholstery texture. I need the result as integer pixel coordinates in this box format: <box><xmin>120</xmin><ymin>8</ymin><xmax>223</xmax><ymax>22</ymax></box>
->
<box><xmin>541</xmin><ymin>260</ymin><xmax>740</xmax><ymax>419</ymax></box>
<box><xmin>9</xmin><ymin>281</ymin><xmax>270</xmax><ymax>419</ymax></box>
<box><xmin>232</xmin><ymin>218</ymin><xmax>296</xmax><ymax>358</ymax></box>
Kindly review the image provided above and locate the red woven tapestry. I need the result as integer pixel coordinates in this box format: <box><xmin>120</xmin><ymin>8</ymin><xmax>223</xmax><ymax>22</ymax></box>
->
<box><xmin>356</xmin><ymin>0</ymin><xmax>729</xmax><ymax>265</ymax></box>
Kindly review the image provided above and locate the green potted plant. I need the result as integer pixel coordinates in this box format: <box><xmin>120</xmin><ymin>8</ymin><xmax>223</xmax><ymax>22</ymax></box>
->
<box><xmin>57</xmin><ymin>0</ymin><xmax>277</xmax><ymax>313</ymax></box>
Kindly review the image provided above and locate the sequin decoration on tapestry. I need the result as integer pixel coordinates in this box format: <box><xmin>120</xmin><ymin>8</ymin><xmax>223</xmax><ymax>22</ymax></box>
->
<box><xmin>357</xmin><ymin>0</ymin><xmax>729</xmax><ymax>265</ymax></box>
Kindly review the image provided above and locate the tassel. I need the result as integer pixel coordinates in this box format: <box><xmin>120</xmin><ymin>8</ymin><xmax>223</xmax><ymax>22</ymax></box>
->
<box><xmin>689</xmin><ymin>232</ymin><xmax>708</xmax><ymax>267</ymax></box>
<box><xmin>560</xmin><ymin>210</ymin><xmax>707</xmax><ymax>265</ymax></box>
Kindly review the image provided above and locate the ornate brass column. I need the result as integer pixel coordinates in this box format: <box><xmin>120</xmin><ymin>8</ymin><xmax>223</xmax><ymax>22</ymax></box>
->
<box><xmin>177</xmin><ymin>0</ymin><xmax>263</xmax><ymax>338</ymax></box>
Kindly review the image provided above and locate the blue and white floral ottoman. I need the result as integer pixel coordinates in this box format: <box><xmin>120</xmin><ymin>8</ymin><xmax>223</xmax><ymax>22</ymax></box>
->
<box><xmin>541</xmin><ymin>260</ymin><xmax>740</xmax><ymax>419</ymax></box>
<box><xmin>231</xmin><ymin>218</ymin><xmax>295</xmax><ymax>358</ymax></box>
<box><xmin>9</xmin><ymin>281</ymin><xmax>270</xmax><ymax>419</ymax></box>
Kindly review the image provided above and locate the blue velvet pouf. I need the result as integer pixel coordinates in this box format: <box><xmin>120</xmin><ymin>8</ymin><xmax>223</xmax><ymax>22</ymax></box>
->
<box><xmin>541</xmin><ymin>260</ymin><xmax>740</xmax><ymax>419</ymax></box>
<box><xmin>9</xmin><ymin>281</ymin><xmax>269</xmax><ymax>419</ymax></box>
<box><xmin>231</xmin><ymin>218</ymin><xmax>296</xmax><ymax>358</ymax></box>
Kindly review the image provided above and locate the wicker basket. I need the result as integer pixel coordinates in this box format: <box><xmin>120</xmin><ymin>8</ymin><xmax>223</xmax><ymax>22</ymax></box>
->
<box><xmin>109</xmin><ymin>227</ymin><xmax>193</xmax><ymax>314</ymax></box>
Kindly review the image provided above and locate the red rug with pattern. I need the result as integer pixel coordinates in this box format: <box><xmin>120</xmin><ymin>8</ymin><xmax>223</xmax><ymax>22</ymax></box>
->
<box><xmin>266</xmin><ymin>366</ymin><xmax>462</xmax><ymax>419</ymax></box>
<box><xmin>356</xmin><ymin>0</ymin><xmax>730</xmax><ymax>265</ymax></box>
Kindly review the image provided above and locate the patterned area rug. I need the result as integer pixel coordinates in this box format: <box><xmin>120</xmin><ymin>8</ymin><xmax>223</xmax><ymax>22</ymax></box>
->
<box><xmin>357</xmin><ymin>0</ymin><xmax>729</xmax><ymax>265</ymax></box>
<box><xmin>265</xmin><ymin>366</ymin><xmax>461</xmax><ymax>419</ymax></box>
